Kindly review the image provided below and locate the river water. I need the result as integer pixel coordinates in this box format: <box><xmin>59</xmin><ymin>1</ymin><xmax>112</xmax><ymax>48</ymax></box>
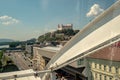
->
<box><xmin>0</xmin><ymin>45</ymin><xmax>9</xmax><ymax>48</ymax></box>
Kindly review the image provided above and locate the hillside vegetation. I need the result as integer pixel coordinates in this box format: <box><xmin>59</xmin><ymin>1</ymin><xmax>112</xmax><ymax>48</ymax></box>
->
<box><xmin>38</xmin><ymin>29</ymin><xmax>79</xmax><ymax>42</ymax></box>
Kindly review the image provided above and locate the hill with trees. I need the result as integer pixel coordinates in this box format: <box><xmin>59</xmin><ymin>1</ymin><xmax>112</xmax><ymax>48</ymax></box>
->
<box><xmin>38</xmin><ymin>29</ymin><xmax>79</xmax><ymax>42</ymax></box>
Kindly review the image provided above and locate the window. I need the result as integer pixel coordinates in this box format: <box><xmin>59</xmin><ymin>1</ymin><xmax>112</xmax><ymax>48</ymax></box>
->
<box><xmin>116</xmin><ymin>67</ymin><xmax>118</xmax><ymax>73</ymax></box>
<box><xmin>104</xmin><ymin>76</ymin><xmax>106</xmax><ymax>80</ymax></box>
<box><xmin>99</xmin><ymin>64</ymin><xmax>101</xmax><ymax>70</ymax></box>
<box><xmin>110</xmin><ymin>77</ymin><xmax>112</xmax><ymax>80</ymax></box>
<box><xmin>99</xmin><ymin>74</ymin><xmax>101</xmax><ymax>80</ymax></box>
<box><xmin>104</xmin><ymin>65</ymin><xmax>106</xmax><ymax>71</ymax></box>
<box><xmin>77</xmin><ymin>58</ymin><xmax>84</xmax><ymax>65</ymax></box>
<box><xmin>95</xmin><ymin>73</ymin><xmax>97</xmax><ymax>79</ymax></box>
<box><xmin>109</xmin><ymin>66</ymin><xmax>112</xmax><ymax>72</ymax></box>
<box><xmin>95</xmin><ymin>63</ymin><xmax>97</xmax><ymax>68</ymax></box>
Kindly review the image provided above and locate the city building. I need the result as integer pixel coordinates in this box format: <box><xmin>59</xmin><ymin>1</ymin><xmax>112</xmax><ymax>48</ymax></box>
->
<box><xmin>33</xmin><ymin>46</ymin><xmax>87</xmax><ymax>80</ymax></box>
<box><xmin>25</xmin><ymin>43</ymin><xmax>33</xmax><ymax>54</ymax></box>
<box><xmin>58</xmin><ymin>24</ymin><xmax>73</xmax><ymax>30</ymax></box>
<box><xmin>25</xmin><ymin>43</ymin><xmax>33</xmax><ymax>58</ymax></box>
<box><xmin>33</xmin><ymin>46</ymin><xmax>61</xmax><ymax>70</ymax></box>
<box><xmin>77</xmin><ymin>41</ymin><xmax>120</xmax><ymax>80</ymax></box>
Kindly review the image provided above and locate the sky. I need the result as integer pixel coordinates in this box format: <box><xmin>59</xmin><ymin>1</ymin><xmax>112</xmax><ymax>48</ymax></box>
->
<box><xmin>0</xmin><ymin>0</ymin><xmax>118</xmax><ymax>41</ymax></box>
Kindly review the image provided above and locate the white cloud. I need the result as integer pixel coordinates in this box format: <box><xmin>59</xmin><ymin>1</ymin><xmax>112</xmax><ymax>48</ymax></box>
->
<box><xmin>86</xmin><ymin>4</ymin><xmax>104</xmax><ymax>17</ymax></box>
<box><xmin>0</xmin><ymin>15</ymin><xmax>19</xmax><ymax>25</ymax></box>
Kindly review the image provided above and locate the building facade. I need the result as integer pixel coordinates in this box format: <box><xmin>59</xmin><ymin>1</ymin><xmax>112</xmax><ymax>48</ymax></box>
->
<box><xmin>88</xmin><ymin>58</ymin><xmax>120</xmax><ymax>80</ymax></box>
<box><xmin>25</xmin><ymin>44</ymin><xmax>33</xmax><ymax>54</ymax></box>
<box><xmin>58</xmin><ymin>24</ymin><xmax>73</xmax><ymax>30</ymax></box>
<box><xmin>33</xmin><ymin>46</ymin><xmax>60</xmax><ymax>70</ymax></box>
<box><xmin>78</xmin><ymin>41</ymin><xmax>120</xmax><ymax>80</ymax></box>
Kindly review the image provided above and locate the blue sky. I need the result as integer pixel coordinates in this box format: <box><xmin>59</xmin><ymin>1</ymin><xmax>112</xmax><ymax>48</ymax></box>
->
<box><xmin>0</xmin><ymin>0</ymin><xmax>117</xmax><ymax>41</ymax></box>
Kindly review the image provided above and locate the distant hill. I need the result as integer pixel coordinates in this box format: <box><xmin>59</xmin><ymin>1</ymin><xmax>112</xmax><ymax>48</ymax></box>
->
<box><xmin>38</xmin><ymin>29</ymin><xmax>79</xmax><ymax>42</ymax></box>
<box><xmin>0</xmin><ymin>39</ymin><xmax>14</xmax><ymax>43</ymax></box>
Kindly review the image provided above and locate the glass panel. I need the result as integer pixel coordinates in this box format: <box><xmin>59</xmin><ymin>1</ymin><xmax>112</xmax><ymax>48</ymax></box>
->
<box><xmin>0</xmin><ymin>0</ymin><xmax>119</xmax><ymax>80</ymax></box>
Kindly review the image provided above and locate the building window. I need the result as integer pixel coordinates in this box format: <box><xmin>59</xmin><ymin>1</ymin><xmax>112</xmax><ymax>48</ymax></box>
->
<box><xmin>95</xmin><ymin>63</ymin><xmax>97</xmax><ymax>68</ymax></box>
<box><xmin>116</xmin><ymin>67</ymin><xmax>118</xmax><ymax>73</ymax></box>
<box><xmin>109</xmin><ymin>66</ymin><xmax>112</xmax><ymax>72</ymax></box>
<box><xmin>104</xmin><ymin>65</ymin><xmax>106</xmax><ymax>71</ymax></box>
<box><xmin>99</xmin><ymin>74</ymin><xmax>101</xmax><ymax>80</ymax></box>
<box><xmin>110</xmin><ymin>77</ymin><xmax>112</xmax><ymax>80</ymax></box>
<box><xmin>104</xmin><ymin>76</ymin><xmax>106</xmax><ymax>80</ymax></box>
<box><xmin>95</xmin><ymin>73</ymin><xmax>97</xmax><ymax>79</ymax></box>
<box><xmin>99</xmin><ymin>64</ymin><xmax>101</xmax><ymax>69</ymax></box>
<box><xmin>77</xmin><ymin>58</ymin><xmax>84</xmax><ymax>65</ymax></box>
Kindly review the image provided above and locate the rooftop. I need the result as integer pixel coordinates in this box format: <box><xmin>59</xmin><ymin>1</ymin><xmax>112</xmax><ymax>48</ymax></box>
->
<box><xmin>88</xmin><ymin>41</ymin><xmax>120</xmax><ymax>61</ymax></box>
<box><xmin>41</xmin><ymin>46</ymin><xmax>61</xmax><ymax>52</ymax></box>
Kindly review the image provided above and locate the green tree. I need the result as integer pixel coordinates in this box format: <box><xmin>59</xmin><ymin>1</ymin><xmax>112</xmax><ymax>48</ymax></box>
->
<box><xmin>38</xmin><ymin>35</ymin><xmax>46</xmax><ymax>42</ymax></box>
<box><xmin>38</xmin><ymin>29</ymin><xmax>79</xmax><ymax>42</ymax></box>
<box><xmin>0</xmin><ymin>51</ymin><xmax>3</xmax><ymax>60</ymax></box>
<box><xmin>65</xmin><ymin>29</ymin><xmax>74</xmax><ymax>36</ymax></box>
<box><xmin>9</xmin><ymin>42</ymin><xmax>20</xmax><ymax>48</ymax></box>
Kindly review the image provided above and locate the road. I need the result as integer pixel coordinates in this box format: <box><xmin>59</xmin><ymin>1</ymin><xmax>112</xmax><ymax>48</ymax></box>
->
<box><xmin>6</xmin><ymin>51</ymin><xmax>33</xmax><ymax>70</ymax></box>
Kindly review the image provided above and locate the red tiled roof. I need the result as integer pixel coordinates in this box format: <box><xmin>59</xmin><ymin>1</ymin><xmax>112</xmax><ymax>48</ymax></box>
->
<box><xmin>88</xmin><ymin>41</ymin><xmax>120</xmax><ymax>61</ymax></box>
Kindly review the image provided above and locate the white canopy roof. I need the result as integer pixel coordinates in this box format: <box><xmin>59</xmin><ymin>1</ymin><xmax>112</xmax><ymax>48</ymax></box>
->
<box><xmin>0</xmin><ymin>69</ymin><xmax>41</xmax><ymax>80</ymax></box>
